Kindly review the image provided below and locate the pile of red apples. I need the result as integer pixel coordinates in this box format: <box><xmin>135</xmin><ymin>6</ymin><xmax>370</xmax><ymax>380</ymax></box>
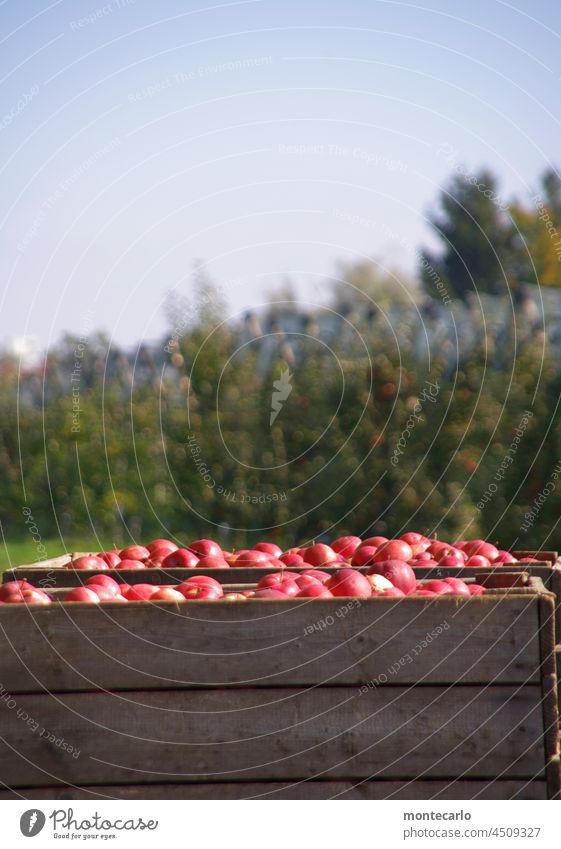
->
<box><xmin>0</xmin><ymin>530</ymin><xmax>528</xmax><ymax>603</ymax></box>
<box><xmin>0</xmin><ymin>569</ymin><xmax>485</xmax><ymax>604</ymax></box>
<box><xmin>65</xmin><ymin>533</ymin><xmax>527</xmax><ymax>573</ymax></box>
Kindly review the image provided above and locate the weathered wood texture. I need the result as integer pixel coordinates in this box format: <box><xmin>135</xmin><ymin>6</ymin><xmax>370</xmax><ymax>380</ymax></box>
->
<box><xmin>0</xmin><ymin>686</ymin><xmax>547</xmax><ymax>787</ymax></box>
<box><xmin>0</xmin><ymin>779</ymin><xmax>547</xmax><ymax>800</ymax></box>
<box><xmin>0</xmin><ymin>593</ymin><xmax>549</xmax><ymax>691</ymax></box>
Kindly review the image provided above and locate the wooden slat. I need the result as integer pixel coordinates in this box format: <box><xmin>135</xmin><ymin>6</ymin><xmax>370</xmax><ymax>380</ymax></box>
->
<box><xmin>5</xmin><ymin>559</ymin><xmax>560</xmax><ymax>592</ymax></box>
<box><xmin>0</xmin><ymin>686</ymin><xmax>546</xmax><ymax>787</ymax></box>
<box><xmin>0</xmin><ymin>779</ymin><xmax>547</xmax><ymax>800</ymax></box>
<box><xmin>4</xmin><ymin>566</ymin><xmax>304</xmax><ymax>587</ymax></box>
<box><xmin>0</xmin><ymin>594</ymin><xmax>546</xmax><ymax>691</ymax></box>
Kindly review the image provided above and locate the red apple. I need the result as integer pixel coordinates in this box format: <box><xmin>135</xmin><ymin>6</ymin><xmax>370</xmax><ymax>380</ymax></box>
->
<box><xmin>115</xmin><ymin>559</ymin><xmax>146</xmax><ymax>570</ymax></box>
<box><xmin>0</xmin><ymin>580</ymin><xmax>35</xmax><ymax>600</ymax></box>
<box><xmin>71</xmin><ymin>555</ymin><xmax>108</xmax><ymax>571</ymax></box>
<box><xmin>196</xmin><ymin>555</ymin><xmax>229</xmax><ymax>569</ymax></box>
<box><xmin>146</xmin><ymin>539</ymin><xmax>178</xmax><ymax>555</ymax></box>
<box><xmin>359</xmin><ymin>536</ymin><xmax>388</xmax><ymax>548</ymax></box>
<box><xmin>302</xmin><ymin>543</ymin><xmax>339</xmax><ymax>567</ymax></box>
<box><xmin>427</xmin><ymin>540</ymin><xmax>453</xmax><ymax>558</ymax></box>
<box><xmin>144</xmin><ymin>556</ymin><xmax>166</xmax><ymax>568</ymax></box>
<box><xmin>97</xmin><ymin>551</ymin><xmax>121</xmax><ymax>568</ymax></box>
<box><xmin>257</xmin><ymin>573</ymin><xmax>299</xmax><ymax>590</ymax></box>
<box><xmin>123</xmin><ymin>584</ymin><xmax>158</xmax><ymax>601</ymax></box>
<box><xmin>4</xmin><ymin>588</ymin><xmax>51</xmax><ymax>604</ymax></box>
<box><xmin>263</xmin><ymin>557</ymin><xmax>286</xmax><ymax>570</ymax></box>
<box><xmin>301</xmin><ymin>569</ymin><xmax>331</xmax><ymax>583</ymax></box>
<box><xmin>253</xmin><ymin>542</ymin><xmax>283</xmax><ymax>557</ymax></box>
<box><xmin>279</xmin><ymin>552</ymin><xmax>305</xmax><ymax>567</ymax></box>
<box><xmin>223</xmin><ymin>592</ymin><xmax>248</xmax><ymax>601</ymax></box>
<box><xmin>372</xmin><ymin>587</ymin><xmax>405</xmax><ymax>598</ymax></box>
<box><xmin>411</xmin><ymin>551</ymin><xmax>433</xmax><ymax>563</ymax></box>
<box><xmin>297</xmin><ymin>584</ymin><xmax>334</xmax><ymax>598</ymax></box>
<box><xmin>438</xmin><ymin>554</ymin><xmax>465</xmax><ymax>568</ymax></box>
<box><xmin>367</xmin><ymin>560</ymin><xmax>416</xmax><ymax>595</ymax></box>
<box><xmin>251</xmin><ymin>588</ymin><xmax>289</xmax><ymax>599</ymax></box>
<box><xmin>120</xmin><ymin>545</ymin><xmax>150</xmax><ymax>561</ymax></box>
<box><xmin>464</xmin><ymin>555</ymin><xmax>491</xmax><ymax>568</ymax></box>
<box><xmin>331</xmin><ymin>536</ymin><xmax>362</xmax><ymax>558</ymax></box>
<box><xmin>412</xmin><ymin>558</ymin><xmax>439</xmax><ymax>567</ymax></box>
<box><xmin>87</xmin><ymin>585</ymin><xmax>119</xmax><ymax>601</ymax></box>
<box><xmin>294</xmin><ymin>574</ymin><xmax>322</xmax><ymax>591</ymax></box>
<box><xmin>149</xmin><ymin>546</ymin><xmax>178</xmax><ymax>560</ymax></box>
<box><xmin>468</xmin><ymin>584</ymin><xmax>486</xmax><ymax>595</ymax></box>
<box><xmin>410</xmin><ymin>540</ymin><xmax>432</xmax><ymax>555</ymax></box>
<box><xmin>325</xmin><ymin>569</ymin><xmax>372</xmax><ymax>598</ymax></box>
<box><xmin>85</xmin><ymin>575</ymin><xmax>121</xmax><ymax>595</ymax></box>
<box><xmin>494</xmin><ymin>550</ymin><xmax>516</xmax><ymax>564</ymax></box>
<box><xmin>64</xmin><ymin>587</ymin><xmax>101</xmax><ymax>603</ymax></box>
<box><xmin>442</xmin><ymin>577</ymin><xmax>471</xmax><ymax>596</ymax></box>
<box><xmin>188</xmin><ymin>539</ymin><xmax>222</xmax><ymax>558</ymax></box>
<box><xmin>416</xmin><ymin>590</ymin><xmax>437</xmax><ymax>597</ymax></box>
<box><xmin>230</xmin><ymin>550</ymin><xmax>268</xmax><ymax>567</ymax></box>
<box><xmin>351</xmin><ymin>546</ymin><xmax>378</xmax><ymax>567</ymax></box>
<box><xmin>400</xmin><ymin>532</ymin><xmax>425</xmax><ymax>545</ymax></box>
<box><xmin>181</xmin><ymin>584</ymin><xmax>223</xmax><ymax>600</ymax></box>
<box><xmin>181</xmin><ymin>575</ymin><xmax>223</xmax><ymax>592</ymax></box>
<box><xmin>462</xmin><ymin>540</ymin><xmax>499</xmax><ymax>561</ymax></box>
<box><xmin>420</xmin><ymin>580</ymin><xmax>454</xmax><ymax>595</ymax></box>
<box><xmin>274</xmin><ymin>579</ymin><xmax>301</xmax><ymax>597</ymax></box>
<box><xmin>162</xmin><ymin>549</ymin><xmax>199</xmax><ymax>569</ymax></box>
<box><xmin>150</xmin><ymin>588</ymin><xmax>186</xmax><ymax>602</ymax></box>
<box><xmin>372</xmin><ymin>540</ymin><xmax>413</xmax><ymax>563</ymax></box>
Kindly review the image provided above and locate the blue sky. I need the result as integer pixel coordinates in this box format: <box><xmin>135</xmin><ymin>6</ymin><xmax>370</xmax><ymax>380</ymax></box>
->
<box><xmin>1</xmin><ymin>0</ymin><xmax>560</xmax><ymax>349</ymax></box>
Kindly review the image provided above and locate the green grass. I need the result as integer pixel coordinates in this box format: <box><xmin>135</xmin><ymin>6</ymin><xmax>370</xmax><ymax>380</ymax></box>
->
<box><xmin>0</xmin><ymin>537</ymin><xmax>109</xmax><ymax>574</ymax></box>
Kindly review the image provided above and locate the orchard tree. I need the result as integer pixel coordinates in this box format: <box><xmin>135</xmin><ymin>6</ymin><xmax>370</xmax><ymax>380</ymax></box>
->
<box><xmin>420</xmin><ymin>169</ymin><xmax>518</xmax><ymax>301</ymax></box>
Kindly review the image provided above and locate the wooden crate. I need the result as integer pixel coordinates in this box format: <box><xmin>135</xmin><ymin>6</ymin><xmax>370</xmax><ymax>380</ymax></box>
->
<box><xmin>5</xmin><ymin>548</ymin><xmax>561</xmax><ymax>665</ymax></box>
<box><xmin>0</xmin><ymin>574</ymin><xmax>558</xmax><ymax>799</ymax></box>
<box><xmin>5</xmin><ymin>548</ymin><xmax>561</xmax><ymax>644</ymax></box>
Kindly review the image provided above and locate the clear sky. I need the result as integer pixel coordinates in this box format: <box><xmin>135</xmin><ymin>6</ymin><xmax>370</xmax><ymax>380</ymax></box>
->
<box><xmin>1</xmin><ymin>0</ymin><xmax>560</xmax><ymax>350</ymax></box>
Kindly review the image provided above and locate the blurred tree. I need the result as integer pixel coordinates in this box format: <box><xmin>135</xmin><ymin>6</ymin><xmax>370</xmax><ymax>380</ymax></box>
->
<box><xmin>420</xmin><ymin>169</ymin><xmax>517</xmax><ymax>301</ymax></box>
<box><xmin>510</xmin><ymin>168</ymin><xmax>561</xmax><ymax>287</ymax></box>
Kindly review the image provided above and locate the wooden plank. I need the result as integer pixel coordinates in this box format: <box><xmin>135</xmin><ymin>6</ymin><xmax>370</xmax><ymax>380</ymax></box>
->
<box><xmin>5</xmin><ymin>561</ymin><xmax>560</xmax><ymax>591</ymax></box>
<box><xmin>4</xmin><ymin>566</ymin><xmax>305</xmax><ymax>587</ymax></box>
<box><xmin>0</xmin><ymin>595</ymin><xmax>545</xmax><ymax>691</ymax></box>
<box><xmin>0</xmin><ymin>686</ymin><xmax>546</xmax><ymax>787</ymax></box>
<box><xmin>555</xmin><ymin>646</ymin><xmax>561</xmax><ymax>707</ymax></box>
<box><xmin>0</xmin><ymin>779</ymin><xmax>547</xmax><ymax>800</ymax></box>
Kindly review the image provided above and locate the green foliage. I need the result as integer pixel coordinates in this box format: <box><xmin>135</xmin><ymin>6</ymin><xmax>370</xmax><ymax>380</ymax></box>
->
<box><xmin>421</xmin><ymin>166</ymin><xmax>561</xmax><ymax>300</ymax></box>
<box><xmin>421</xmin><ymin>169</ymin><xmax>517</xmax><ymax>301</ymax></box>
<box><xmin>1</xmin><ymin>301</ymin><xmax>559</xmax><ymax>553</ymax></box>
<box><xmin>2</xmin><ymin>164</ymin><xmax>561</xmax><ymax>555</ymax></box>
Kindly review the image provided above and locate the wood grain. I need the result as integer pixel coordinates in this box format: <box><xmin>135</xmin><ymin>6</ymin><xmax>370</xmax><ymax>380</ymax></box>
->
<box><xmin>0</xmin><ymin>779</ymin><xmax>547</xmax><ymax>800</ymax></box>
<box><xmin>0</xmin><ymin>594</ymin><xmax>546</xmax><ymax>691</ymax></box>
<box><xmin>0</xmin><ymin>685</ymin><xmax>546</xmax><ymax>787</ymax></box>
